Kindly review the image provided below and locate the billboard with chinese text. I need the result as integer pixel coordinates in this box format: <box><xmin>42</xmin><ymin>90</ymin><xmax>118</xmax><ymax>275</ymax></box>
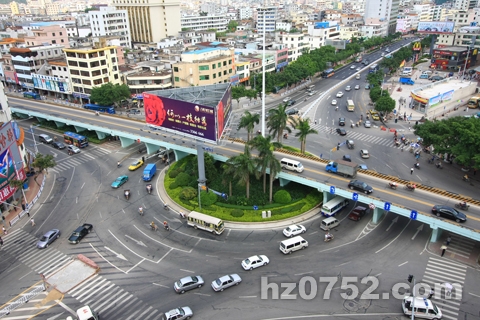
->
<box><xmin>418</xmin><ymin>21</ymin><xmax>455</xmax><ymax>34</ymax></box>
<box><xmin>144</xmin><ymin>93</ymin><xmax>217</xmax><ymax>142</ymax></box>
<box><xmin>0</xmin><ymin>122</ymin><xmax>26</xmax><ymax>203</ymax></box>
<box><xmin>217</xmin><ymin>85</ymin><xmax>232</xmax><ymax>140</ymax></box>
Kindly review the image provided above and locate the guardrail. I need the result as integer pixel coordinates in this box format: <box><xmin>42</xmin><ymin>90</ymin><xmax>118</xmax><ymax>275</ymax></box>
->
<box><xmin>0</xmin><ymin>284</ymin><xmax>45</xmax><ymax>317</ymax></box>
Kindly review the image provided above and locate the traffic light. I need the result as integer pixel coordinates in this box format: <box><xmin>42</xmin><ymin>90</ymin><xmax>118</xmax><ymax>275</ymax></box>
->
<box><xmin>407</xmin><ymin>274</ymin><xmax>413</xmax><ymax>283</ymax></box>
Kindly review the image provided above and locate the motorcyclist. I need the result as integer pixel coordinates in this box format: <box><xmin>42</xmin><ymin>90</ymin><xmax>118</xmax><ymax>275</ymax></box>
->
<box><xmin>150</xmin><ymin>221</ymin><xmax>157</xmax><ymax>230</ymax></box>
<box><xmin>335</xmin><ymin>106</ymin><xmax>338</xmax><ymax>111</ymax></box>
<box><xmin>139</xmin><ymin>206</ymin><xmax>144</xmax><ymax>214</ymax></box>
<box><xmin>146</xmin><ymin>185</ymin><xmax>152</xmax><ymax>193</ymax></box>
<box><xmin>117</xmin><ymin>161</ymin><xmax>120</xmax><ymax>168</ymax></box>
<box><xmin>463</xmin><ymin>174</ymin><xmax>469</xmax><ymax>181</ymax></box>
<box><xmin>283</xmin><ymin>133</ymin><xmax>288</xmax><ymax>139</ymax></box>
<box><xmin>436</xmin><ymin>162</ymin><xmax>442</xmax><ymax>168</ymax></box>
<box><xmin>163</xmin><ymin>203</ymin><xmax>169</xmax><ymax>210</ymax></box>
<box><xmin>461</xmin><ymin>201</ymin><xmax>467</xmax><ymax>209</ymax></box>
<box><xmin>325</xmin><ymin>232</ymin><xmax>333</xmax><ymax>241</ymax></box>
<box><xmin>415</xmin><ymin>162</ymin><xmax>420</xmax><ymax>169</ymax></box>
<box><xmin>163</xmin><ymin>221</ymin><xmax>169</xmax><ymax>230</ymax></box>
<box><xmin>124</xmin><ymin>190</ymin><xmax>129</xmax><ymax>197</ymax></box>
<box><xmin>95</xmin><ymin>111</ymin><xmax>100</xmax><ymax>116</ymax></box>
<box><xmin>389</xmin><ymin>182</ymin><xmax>397</xmax><ymax>188</ymax></box>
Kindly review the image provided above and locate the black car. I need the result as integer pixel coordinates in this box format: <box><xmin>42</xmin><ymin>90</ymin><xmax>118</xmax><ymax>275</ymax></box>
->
<box><xmin>336</xmin><ymin>128</ymin><xmax>347</xmax><ymax>136</ymax></box>
<box><xmin>339</xmin><ymin>118</ymin><xmax>346</xmax><ymax>126</ymax></box>
<box><xmin>52</xmin><ymin>142</ymin><xmax>66</xmax><ymax>149</ymax></box>
<box><xmin>287</xmin><ymin>100</ymin><xmax>296</xmax><ymax>106</ymax></box>
<box><xmin>429</xmin><ymin>76</ymin><xmax>444</xmax><ymax>82</ymax></box>
<box><xmin>343</xmin><ymin>155</ymin><xmax>352</xmax><ymax>162</ymax></box>
<box><xmin>431</xmin><ymin>205</ymin><xmax>467</xmax><ymax>223</ymax></box>
<box><xmin>348</xmin><ymin>180</ymin><xmax>373</xmax><ymax>194</ymax></box>
<box><xmin>127</xmin><ymin>109</ymin><xmax>142</xmax><ymax>115</ymax></box>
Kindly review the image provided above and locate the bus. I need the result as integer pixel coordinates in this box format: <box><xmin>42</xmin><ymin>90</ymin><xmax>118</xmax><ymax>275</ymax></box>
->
<box><xmin>187</xmin><ymin>211</ymin><xmax>225</xmax><ymax>235</ymax></box>
<box><xmin>346</xmin><ymin>100</ymin><xmax>355</xmax><ymax>112</ymax></box>
<box><xmin>321</xmin><ymin>196</ymin><xmax>349</xmax><ymax>217</ymax></box>
<box><xmin>369</xmin><ymin>64</ymin><xmax>379</xmax><ymax>73</ymax></box>
<box><xmin>83</xmin><ymin>103</ymin><xmax>115</xmax><ymax>114</ymax></box>
<box><xmin>64</xmin><ymin>132</ymin><xmax>89</xmax><ymax>148</ymax></box>
<box><xmin>23</xmin><ymin>92</ymin><xmax>41</xmax><ymax>100</ymax></box>
<box><xmin>322</xmin><ymin>68</ymin><xmax>335</xmax><ymax>78</ymax></box>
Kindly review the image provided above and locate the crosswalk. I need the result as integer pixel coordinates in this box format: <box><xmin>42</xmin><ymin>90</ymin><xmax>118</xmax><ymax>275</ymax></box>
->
<box><xmin>0</xmin><ymin>229</ymin><xmax>163</xmax><ymax>319</ymax></box>
<box><xmin>420</xmin><ymin>256</ymin><xmax>468</xmax><ymax>320</ymax></box>
<box><xmin>51</xmin><ymin>147</ymin><xmax>112</xmax><ymax>173</ymax></box>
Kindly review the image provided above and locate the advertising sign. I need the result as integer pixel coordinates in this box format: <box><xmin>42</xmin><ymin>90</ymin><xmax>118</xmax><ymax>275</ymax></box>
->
<box><xmin>217</xmin><ymin>85</ymin><xmax>232</xmax><ymax>140</ymax></box>
<box><xmin>32</xmin><ymin>74</ymin><xmax>69</xmax><ymax>93</ymax></box>
<box><xmin>441</xmin><ymin>90</ymin><xmax>454</xmax><ymax>102</ymax></box>
<box><xmin>144</xmin><ymin>93</ymin><xmax>216</xmax><ymax>143</ymax></box>
<box><xmin>412</xmin><ymin>42</ymin><xmax>422</xmax><ymax>52</ymax></box>
<box><xmin>418</xmin><ymin>21</ymin><xmax>455</xmax><ymax>34</ymax></box>
<box><xmin>429</xmin><ymin>94</ymin><xmax>442</xmax><ymax>107</ymax></box>
<box><xmin>0</xmin><ymin>122</ymin><xmax>26</xmax><ymax>203</ymax></box>
<box><xmin>411</xmin><ymin>92</ymin><xmax>428</xmax><ymax>104</ymax></box>
<box><xmin>325</xmin><ymin>39</ymin><xmax>346</xmax><ymax>50</ymax></box>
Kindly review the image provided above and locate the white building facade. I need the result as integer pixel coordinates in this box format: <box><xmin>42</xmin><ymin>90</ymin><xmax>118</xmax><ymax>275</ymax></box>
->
<box><xmin>88</xmin><ymin>7</ymin><xmax>131</xmax><ymax>48</ymax></box>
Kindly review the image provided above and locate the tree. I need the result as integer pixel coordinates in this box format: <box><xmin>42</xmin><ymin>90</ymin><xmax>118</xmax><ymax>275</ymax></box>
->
<box><xmin>9</xmin><ymin>179</ymin><xmax>25</xmax><ymax>205</ymax></box>
<box><xmin>267</xmin><ymin>104</ymin><xmax>291</xmax><ymax>143</ymax></box>
<box><xmin>375</xmin><ymin>96</ymin><xmax>396</xmax><ymax>113</ymax></box>
<box><xmin>414</xmin><ymin>117</ymin><xmax>480</xmax><ymax>169</ymax></box>
<box><xmin>227</xmin><ymin>20</ymin><xmax>238</xmax><ymax>32</ymax></box>
<box><xmin>226</xmin><ymin>146</ymin><xmax>257</xmax><ymax>199</ymax></box>
<box><xmin>289</xmin><ymin>117</ymin><xmax>318</xmax><ymax>154</ymax></box>
<box><xmin>221</xmin><ymin>162</ymin><xmax>236</xmax><ymax>197</ymax></box>
<box><xmin>238</xmin><ymin>111</ymin><xmax>260</xmax><ymax>142</ymax></box>
<box><xmin>249</xmin><ymin>135</ymin><xmax>281</xmax><ymax>193</ymax></box>
<box><xmin>232</xmin><ymin>86</ymin><xmax>246</xmax><ymax>105</ymax></box>
<box><xmin>32</xmin><ymin>154</ymin><xmax>56</xmax><ymax>185</ymax></box>
<box><xmin>89</xmin><ymin>83</ymin><xmax>131</xmax><ymax>107</ymax></box>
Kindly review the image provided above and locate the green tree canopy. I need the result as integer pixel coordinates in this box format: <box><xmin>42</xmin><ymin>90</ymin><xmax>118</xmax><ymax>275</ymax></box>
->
<box><xmin>89</xmin><ymin>83</ymin><xmax>131</xmax><ymax>106</ymax></box>
<box><xmin>414</xmin><ymin>117</ymin><xmax>480</xmax><ymax>168</ymax></box>
<box><xmin>375</xmin><ymin>96</ymin><xmax>396</xmax><ymax>113</ymax></box>
<box><xmin>32</xmin><ymin>153</ymin><xmax>56</xmax><ymax>176</ymax></box>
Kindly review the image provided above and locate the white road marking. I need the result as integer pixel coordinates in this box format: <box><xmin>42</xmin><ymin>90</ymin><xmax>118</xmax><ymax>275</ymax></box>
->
<box><xmin>398</xmin><ymin>261</ymin><xmax>408</xmax><ymax>267</ymax></box>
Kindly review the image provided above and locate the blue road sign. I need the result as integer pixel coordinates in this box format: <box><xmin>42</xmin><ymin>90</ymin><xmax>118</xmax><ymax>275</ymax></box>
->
<box><xmin>352</xmin><ymin>193</ymin><xmax>358</xmax><ymax>201</ymax></box>
<box><xmin>410</xmin><ymin>210</ymin><xmax>418</xmax><ymax>220</ymax></box>
<box><xmin>330</xmin><ymin>186</ymin><xmax>335</xmax><ymax>194</ymax></box>
<box><xmin>221</xmin><ymin>193</ymin><xmax>227</xmax><ymax>200</ymax></box>
<box><xmin>253</xmin><ymin>205</ymin><xmax>258</xmax><ymax>210</ymax></box>
<box><xmin>384</xmin><ymin>202</ymin><xmax>391</xmax><ymax>211</ymax></box>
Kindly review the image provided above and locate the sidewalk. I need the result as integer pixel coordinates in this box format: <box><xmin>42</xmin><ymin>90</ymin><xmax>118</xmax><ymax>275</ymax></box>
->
<box><xmin>2</xmin><ymin>172</ymin><xmax>45</xmax><ymax>235</ymax></box>
<box><xmin>428</xmin><ymin>232</ymin><xmax>480</xmax><ymax>268</ymax></box>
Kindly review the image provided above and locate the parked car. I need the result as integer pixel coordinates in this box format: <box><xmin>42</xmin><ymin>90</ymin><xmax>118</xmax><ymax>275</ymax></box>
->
<box><xmin>430</xmin><ymin>75</ymin><xmax>444</xmax><ymax>82</ymax></box>
<box><xmin>241</xmin><ymin>255</ymin><xmax>270</xmax><ymax>270</ymax></box>
<box><xmin>339</xmin><ymin>117</ymin><xmax>346</xmax><ymax>126</ymax></box>
<box><xmin>360</xmin><ymin>149</ymin><xmax>370</xmax><ymax>159</ymax></box>
<box><xmin>127</xmin><ymin>109</ymin><xmax>141</xmax><ymax>115</ymax></box>
<box><xmin>348</xmin><ymin>180</ymin><xmax>373</xmax><ymax>194</ymax></box>
<box><xmin>52</xmin><ymin>142</ymin><xmax>66</xmax><ymax>149</ymax></box>
<box><xmin>283</xmin><ymin>224</ymin><xmax>306</xmax><ymax>237</ymax></box>
<box><xmin>336</xmin><ymin>128</ymin><xmax>347</xmax><ymax>136</ymax></box>
<box><xmin>431</xmin><ymin>205</ymin><xmax>466</xmax><ymax>223</ymax></box>
<box><xmin>36</xmin><ymin>229</ymin><xmax>61</xmax><ymax>249</ymax></box>
<box><xmin>365</xmin><ymin>84</ymin><xmax>370</xmax><ymax>90</ymax></box>
<box><xmin>211</xmin><ymin>274</ymin><xmax>242</xmax><ymax>292</ymax></box>
<box><xmin>174</xmin><ymin>275</ymin><xmax>205</xmax><ymax>294</ymax></box>
<box><xmin>348</xmin><ymin>206</ymin><xmax>369</xmax><ymax>221</ymax></box>
<box><xmin>336</xmin><ymin>92</ymin><xmax>344</xmax><ymax>98</ymax></box>
<box><xmin>364</xmin><ymin>120</ymin><xmax>372</xmax><ymax>128</ymax></box>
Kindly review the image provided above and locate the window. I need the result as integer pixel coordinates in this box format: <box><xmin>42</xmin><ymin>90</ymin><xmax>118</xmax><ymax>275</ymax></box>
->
<box><xmin>52</xmin><ymin>40</ymin><xmax>56</xmax><ymax>44</ymax></box>
<box><xmin>52</xmin><ymin>33</ymin><xmax>56</xmax><ymax>36</ymax></box>
<box><xmin>218</xmin><ymin>62</ymin><xmax>221</xmax><ymax>68</ymax></box>
<box><xmin>175</xmin><ymin>76</ymin><xmax>179</xmax><ymax>82</ymax></box>
<box><xmin>199</xmin><ymin>75</ymin><xmax>210</xmax><ymax>80</ymax></box>
<box><xmin>52</xmin><ymin>66</ymin><xmax>57</xmax><ymax>70</ymax></box>
<box><xmin>59</xmin><ymin>32</ymin><xmax>63</xmax><ymax>35</ymax></box>
<box><xmin>199</xmin><ymin>65</ymin><xmax>209</xmax><ymax>70</ymax></box>
<box><xmin>212</xmin><ymin>64</ymin><xmax>216</xmax><ymax>69</ymax></box>
<box><xmin>223</xmin><ymin>61</ymin><xmax>227</xmax><ymax>66</ymax></box>
<box><xmin>174</xmin><ymin>67</ymin><xmax>179</xmax><ymax>72</ymax></box>
<box><xmin>213</xmin><ymin>74</ymin><xmax>216</xmax><ymax>79</ymax></box>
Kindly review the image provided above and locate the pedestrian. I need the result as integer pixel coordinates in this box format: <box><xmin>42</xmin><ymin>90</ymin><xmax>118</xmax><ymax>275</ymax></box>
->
<box><xmin>410</xmin><ymin>113</ymin><xmax>412</xmax><ymax>118</ymax></box>
<box><xmin>428</xmin><ymin>288</ymin><xmax>434</xmax><ymax>299</ymax></box>
<box><xmin>410</xmin><ymin>167</ymin><xmax>414</xmax><ymax>175</ymax></box>
<box><xmin>22</xmin><ymin>203</ymin><xmax>25</xmax><ymax>211</ymax></box>
<box><xmin>0</xmin><ymin>236</ymin><xmax>3</xmax><ymax>246</ymax></box>
<box><xmin>1</xmin><ymin>215</ymin><xmax>5</xmax><ymax>226</ymax></box>
<box><xmin>30</xmin><ymin>218</ymin><xmax>35</xmax><ymax>227</ymax></box>
<box><xmin>320</xmin><ymin>153</ymin><xmax>323</xmax><ymax>159</ymax></box>
<box><xmin>26</xmin><ymin>209</ymin><xmax>30</xmax><ymax>218</ymax></box>
<box><xmin>441</xmin><ymin>245</ymin><xmax>447</xmax><ymax>257</ymax></box>
<box><xmin>314</xmin><ymin>120</ymin><xmax>317</xmax><ymax>125</ymax></box>
<box><xmin>446</xmin><ymin>236</ymin><xmax>451</xmax><ymax>245</ymax></box>
<box><xmin>2</xmin><ymin>226</ymin><xmax>7</xmax><ymax>235</ymax></box>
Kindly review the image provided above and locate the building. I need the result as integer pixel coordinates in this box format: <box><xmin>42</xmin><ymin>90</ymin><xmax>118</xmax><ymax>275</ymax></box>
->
<box><xmin>364</xmin><ymin>0</ymin><xmax>395</xmax><ymax>36</ymax></box>
<box><xmin>454</xmin><ymin>0</ymin><xmax>478</xmax><ymax>11</ymax></box>
<box><xmin>173</xmin><ymin>47</ymin><xmax>235</xmax><ymax>87</ymax></box>
<box><xmin>181</xmin><ymin>15</ymin><xmax>228</xmax><ymax>32</ymax></box>
<box><xmin>23</xmin><ymin>25</ymin><xmax>69</xmax><ymax>48</ymax></box>
<box><xmin>112</xmin><ymin>0</ymin><xmax>181</xmax><ymax>43</ymax></box>
<box><xmin>32</xmin><ymin>58</ymin><xmax>71</xmax><ymax>99</ymax></box>
<box><xmin>436</xmin><ymin>9</ymin><xmax>480</xmax><ymax>48</ymax></box>
<box><xmin>275</xmin><ymin>32</ymin><xmax>308</xmax><ymax>62</ymax></box>
<box><xmin>256</xmin><ymin>7</ymin><xmax>277</xmax><ymax>33</ymax></box>
<box><xmin>63</xmin><ymin>43</ymin><xmax>123</xmax><ymax>103</ymax></box>
<box><xmin>126</xmin><ymin>69</ymin><xmax>173</xmax><ymax>94</ymax></box>
<box><xmin>431</xmin><ymin>46</ymin><xmax>478</xmax><ymax>71</ymax></box>
<box><xmin>89</xmin><ymin>7</ymin><xmax>131</xmax><ymax>48</ymax></box>
<box><xmin>307</xmin><ymin>22</ymin><xmax>341</xmax><ymax>49</ymax></box>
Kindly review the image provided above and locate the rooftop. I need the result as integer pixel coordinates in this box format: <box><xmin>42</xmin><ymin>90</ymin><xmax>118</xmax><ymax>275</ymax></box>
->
<box><xmin>434</xmin><ymin>46</ymin><xmax>470</xmax><ymax>52</ymax></box>
<box><xmin>183</xmin><ymin>47</ymin><xmax>229</xmax><ymax>55</ymax></box>
<box><xmin>148</xmin><ymin>83</ymin><xmax>230</xmax><ymax>108</ymax></box>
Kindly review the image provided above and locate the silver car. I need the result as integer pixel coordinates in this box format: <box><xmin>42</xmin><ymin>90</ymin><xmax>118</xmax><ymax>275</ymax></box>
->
<box><xmin>36</xmin><ymin>229</ymin><xmax>61</xmax><ymax>249</ymax></box>
<box><xmin>174</xmin><ymin>275</ymin><xmax>205</xmax><ymax>294</ymax></box>
<box><xmin>364</xmin><ymin>120</ymin><xmax>371</xmax><ymax>128</ymax></box>
<box><xmin>161</xmin><ymin>306</ymin><xmax>193</xmax><ymax>320</ymax></box>
<box><xmin>211</xmin><ymin>274</ymin><xmax>242</xmax><ymax>292</ymax></box>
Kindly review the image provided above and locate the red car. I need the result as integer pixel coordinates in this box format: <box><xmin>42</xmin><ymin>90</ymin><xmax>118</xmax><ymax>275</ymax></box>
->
<box><xmin>348</xmin><ymin>206</ymin><xmax>369</xmax><ymax>221</ymax></box>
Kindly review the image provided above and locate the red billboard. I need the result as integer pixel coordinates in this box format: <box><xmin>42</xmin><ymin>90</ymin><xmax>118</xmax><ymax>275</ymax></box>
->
<box><xmin>217</xmin><ymin>85</ymin><xmax>232</xmax><ymax>140</ymax></box>
<box><xmin>0</xmin><ymin>122</ymin><xmax>26</xmax><ymax>203</ymax></box>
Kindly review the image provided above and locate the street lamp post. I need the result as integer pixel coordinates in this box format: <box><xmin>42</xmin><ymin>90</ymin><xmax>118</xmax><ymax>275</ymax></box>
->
<box><xmin>12</xmin><ymin>160</ymin><xmax>27</xmax><ymax>208</ymax></box>
<box><xmin>30</xmin><ymin>125</ymin><xmax>39</xmax><ymax>155</ymax></box>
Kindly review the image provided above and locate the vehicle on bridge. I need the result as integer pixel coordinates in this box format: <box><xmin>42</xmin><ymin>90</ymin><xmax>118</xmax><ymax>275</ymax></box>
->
<box><xmin>369</xmin><ymin>64</ymin><xmax>379</xmax><ymax>73</ymax></box>
<box><xmin>23</xmin><ymin>92</ymin><xmax>41</xmax><ymax>100</ymax></box>
<box><xmin>83</xmin><ymin>103</ymin><xmax>115</xmax><ymax>114</ymax></box>
<box><xmin>187</xmin><ymin>211</ymin><xmax>225</xmax><ymax>235</ymax></box>
<box><xmin>64</xmin><ymin>132</ymin><xmax>89</xmax><ymax>148</ymax></box>
<box><xmin>326</xmin><ymin>159</ymin><xmax>357</xmax><ymax>178</ymax></box>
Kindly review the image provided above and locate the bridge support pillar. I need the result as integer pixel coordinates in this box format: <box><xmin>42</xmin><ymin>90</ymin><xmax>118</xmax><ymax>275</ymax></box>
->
<box><xmin>173</xmin><ymin>150</ymin><xmax>187</xmax><ymax>161</ymax></box>
<box><xmin>53</xmin><ymin>121</ymin><xmax>65</xmax><ymax>128</ymax></box>
<box><xmin>73</xmin><ymin>126</ymin><xmax>87</xmax><ymax>133</ymax></box>
<box><xmin>278</xmin><ymin>177</ymin><xmax>291</xmax><ymax>187</ymax></box>
<box><xmin>322</xmin><ymin>190</ymin><xmax>336</xmax><ymax>204</ymax></box>
<box><xmin>94</xmin><ymin>131</ymin><xmax>108</xmax><ymax>140</ymax></box>
<box><xmin>145</xmin><ymin>142</ymin><xmax>158</xmax><ymax>154</ymax></box>
<box><xmin>119</xmin><ymin>136</ymin><xmax>135</xmax><ymax>148</ymax></box>
<box><xmin>430</xmin><ymin>226</ymin><xmax>442</xmax><ymax>243</ymax></box>
<box><xmin>372</xmin><ymin>208</ymin><xmax>384</xmax><ymax>224</ymax></box>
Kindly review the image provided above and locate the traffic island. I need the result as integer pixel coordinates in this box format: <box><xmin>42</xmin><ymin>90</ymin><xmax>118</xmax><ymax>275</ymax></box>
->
<box><xmin>46</xmin><ymin>255</ymin><xmax>99</xmax><ymax>293</ymax></box>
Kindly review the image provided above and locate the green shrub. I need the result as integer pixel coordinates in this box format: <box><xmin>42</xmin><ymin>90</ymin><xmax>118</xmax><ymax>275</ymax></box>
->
<box><xmin>231</xmin><ymin>209</ymin><xmax>244</xmax><ymax>217</ymax></box>
<box><xmin>175</xmin><ymin>172</ymin><xmax>191</xmax><ymax>187</ymax></box>
<box><xmin>179</xmin><ymin>187</ymin><xmax>197</xmax><ymax>200</ymax></box>
<box><xmin>274</xmin><ymin>190</ymin><xmax>291</xmax><ymax>204</ymax></box>
<box><xmin>169</xmin><ymin>167</ymin><xmax>184</xmax><ymax>179</ymax></box>
<box><xmin>200</xmin><ymin>191</ymin><xmax>217</xmax><ymax>206</ymax></box>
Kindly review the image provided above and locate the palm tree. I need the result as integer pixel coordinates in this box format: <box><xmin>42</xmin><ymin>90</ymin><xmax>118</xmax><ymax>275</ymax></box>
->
<box><xmin>226</xmin><ymin>145</ymin><xmax>257</xmax><ymax>199</ymax></box>
<box><xmin>249</xmin><ymin>135</ymin><xmax>281</xmax><ymax>193</ymax></box>
<box><xmin>221</xmin><ymin>161</ymin><xmax>236</xmax><ymax>197</ymax></box>
<box><xmin>266</xmin><ymin>152</ymin><xmax>281</xmax><ymax>203</ymax></box>
<box><xmin>290</xmin><ymin>117</ymin><xmax>318</xmax><ymax>154</ymax></box>
<box><xmin>267</xmin><ymin>104</ymin><xmax>291</xmax><ymax>143</ymax></box>
<box><xmin>238</xmin><ymin>111</ymin><xmax>260</xmax><ymax>142</ymax></box>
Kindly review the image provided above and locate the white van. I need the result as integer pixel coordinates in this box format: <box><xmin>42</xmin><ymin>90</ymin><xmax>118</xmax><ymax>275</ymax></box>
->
<box><xmin>402</xmin><ymin>67</ymin><xmax>413</xmax><ymax>76</ymax></box>
<box><xmin>320</xmin><ymin>217</ymin><xmax>340</xmax><ymax>231</ymax></box>
<box><xmin>422</xmin><ymin>70</ymin><xmax>432</xmax><ymax>75</ymax></box>
<box><xmin>38</xmin><ymin>134</ymin><xmax>53</xmax><ymax>144</ymax></box>
<box><xmin>280</xmin><ymin>158</ymin><xmax>304</xmax><ymax>173</ymax></box>
<box><xmin>321</xmin><ymin>196</ymin><xmax>349</xmax><ymax>216</ymax></box>
<box><xmin>402</xmin><ymin>296</ymin><xmax>442</xmax><ymax>319</ymax></box>
<box><xmin>280</xmin><ymin>236</ymin><xmax>308</xmax><ymax>254</ymax></box>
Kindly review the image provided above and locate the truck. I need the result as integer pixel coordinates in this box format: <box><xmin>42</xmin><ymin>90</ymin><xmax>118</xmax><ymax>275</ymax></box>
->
<box><xmin>325</xmin><ymin>160</ymin><xmax>358</xmax><ymax>178</ymax></box>
<box><xmin>67</xmin><ymin>305</ymin><xmax>100</xmax><ymax>320</ymax></box>
<box><xmin>68</xmin><ymin>224</ymin><xmax>93</xmax><ymax>244</ymax></box>
<box><xmin>399</xmin><ymin>77</ymin><xmax>415</xmax><ymax>85</ymax></box>
<box><xmin>143</xmin><ymin>163</ymin><xmax>157</xmax><ymax>181</ymax></box>
<box><xmin>467</xmin><ymin>95</ymin><xmax>480</xmax><ymax>108</ymax></box>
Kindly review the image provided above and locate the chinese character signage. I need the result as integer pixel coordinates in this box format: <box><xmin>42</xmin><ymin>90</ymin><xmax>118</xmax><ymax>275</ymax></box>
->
<box><xmin>144</xmin><ymin>93</ymin><xmax>217</xmax><ymax>142</ymax></box>
<box><xmin>0</xmin><ymin>122</ymin><xmax>25</xmax><ymax>203</ymax></box>
<box><xmin>217</xmin><ymin>85</ymin><xmax>232</xmax><ymax>140</ymax></box>
<box><xmin>32</xmin><ymin>74</ymin><xmax>70</xmax><ymax>94</ymax></box>
<box><xmin>418</xmin><ymin>21</ymin><xmax>455</xmax><ymax>34</ymax></box>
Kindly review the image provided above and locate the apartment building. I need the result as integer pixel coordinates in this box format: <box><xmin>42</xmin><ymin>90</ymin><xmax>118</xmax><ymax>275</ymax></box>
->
<box><xmin>181</xmin><ymin>15</ymin><xmax>228</xmax><ymax>32</ymax></box>
<box><xmin>112</xmin><ymin>0</ymin><xmax>181</xmax><ymax>43</ymax></box>
<box><xmin>89</xmin><ymin>7</ymin><xmax>131</xmax><ymax>48</ymax></box>
<box><xmin>436</xmin><ymin>9</ymin><xmax>480</xmax><ymax>48</ymax></box>
<box><xmin>413</xmin><ymin>4</ymin><xmax>434</xmax><ymax>21</ymax></box>
<box><xmin>126</xmin><ymin>69</ymin><xmax>173</xmax><ymax>94</ymax></box>
<box><xmin>63</xmin><ymin>44</ymin><xmax>123</xmax><ymax>101</ymax></box>
<box><xmin>360</xmin><ymin>18</ymin><xmax>389</xmax><ymax>38</ymax></box>
<box><xmin>23</xmin><ymin>25</ymin><xmax>69</xmax><ymax>48</ymax></box>
<box><xmin>454</xmin><ymin>0</ymin><xmax>479</xmax><ymax>11</ymax></box>
<box><xmin>173</xmin><ymin>47</ymin><xmax>235</xmax><ymax>88</ymax></box>
<box><xmin>32</xmin><ymin>58</ymin><xmax>71</xmax><ymax>98</ymax></box>
<box><xmin>0</xmin><ymin>38</ymin><xmax>24</xmax><ymax>55</ymax></box>
<box><xmin>235</xmin><ymin>61</ymin><xmax>250</xmax><ymax>84</ymax></box>
<box><xmin>275</xmin><ymin>32</ymin><xmax>309</xmax><ymax>62</ymax></box>
<box><xmin>307</xmin><ymin>22</ymin><xmax>341</xmax><ymax>49</ymax></box>
<box><xmin>255</xmin><ymin>7</ymin><xmax>277</xmax><ymax>33</ymax></box>
<box><xmin>238</xmin><ymin>7</ymin><xmax>253</xmax><ymax>20</ymax></box>
<box><xmin>339</xmin><ymin>25</ymin><xmax>361</xmax><ymax>40</ymax></box>
<box><xmin>364</xmin><ymin>0</ymin><xmax>393</xmax><ymax>37</ymax></box>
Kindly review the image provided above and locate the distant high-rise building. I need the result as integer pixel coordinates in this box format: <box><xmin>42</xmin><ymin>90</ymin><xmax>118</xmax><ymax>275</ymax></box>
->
<box><xmin>453</xmin><ymin>0</ymin><xmax>478</xmax><ymax>10</ymax></box>
<box><xmin>89</xmin><ymin>7</ymin><xmax>131</xmax><ymax>48</ymax></box>
<box><xmin>256</xmin><ymin>7</ymin><xmax>277</xmax><ymax>33</ymax></box>
<box><xmin>364</xmin><ymin>0</ymin><xmax>399</xmax><ymax>35</ymax></box>
<box><xmin>112</xmin><ymin>0</ymin><xmax>181</xmax><ymax>43</ymax></box>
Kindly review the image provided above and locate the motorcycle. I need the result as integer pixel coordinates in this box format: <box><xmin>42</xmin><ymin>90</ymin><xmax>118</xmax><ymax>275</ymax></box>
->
<box><xmin>124</xmin><ymin>190</ymin><xmax>130</xmax><ymax>200</ymax></box>
<box><xmin>283</xmin><ymin>133</ymin><xmax>288</xmax><ymax>139</ymax></box>
<box><xmin>404</xmin><ymin>184</ymin><xmax>416</xmax><ymax>191</ymax></box>
<box><xmin>139</xmin><ymin>207</ymin><xmax>144</xmax><ymax>216</ymax></box>
<box><xmin>414</xmin><ymin>163</ymin><xmax>420</xmax><ymax>169</ymax></box>
<box><xmin>455</xmin><ymin>203</ymin><xmax>470</xmax><ymax>211</ymax></box>
<box><xmin>387</xmin><ymin>182</ymin><xmax>397</xmax><ymax>190</ymax></box>
<box><xmin>164</xmin><ymin>224</ymin><xmax>170</xmax><ymax>231</ymax></box>
<box><xmin>436</xmin><ymin>163</ymin><xmax>443</xmax><ymax>169</ymax></box>
<box><xmin>324</xmin><ymin>235</ymin><xmax>334</xmax><ymax>242</ymax></box>
<box><xmin>146</xmin><ymin>184</ymin><xmax>152</xmax><ymax>194</ymax></box>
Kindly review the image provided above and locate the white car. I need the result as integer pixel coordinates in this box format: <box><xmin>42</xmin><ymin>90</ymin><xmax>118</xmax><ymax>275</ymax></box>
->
<box><xmin>345</xmin><ymin>86</ymin><xmax>351</xmax><ymax>91</ymax></box>
<box><xmin>241</xmin><ymin>255</ymin><xmax>270</xmax><ymax>270</ymax></box>
<box><xmin>360</xmin><ymin>149</ymin><xmax>370</xmax><ymax>159</ymax></box>
<box><xmin>162</xmin><ymin>306</ymin><xmax>193</xmax><ymax>320</ymax></box>
<box><xmin>364</xmin><ymin>120</ymin><xmax>371</xmax><ymax>128</ymax></box>
<box><xmin>356</xmin><ymin>68</ymin><xmax>361</xmax><ymax>71</ymax></box>
<box><xmin>336</xmin><ymin>92</ymin><xmax>344</xmax><ymax>98</ymax></box>
<box><xmin>331</xmin><ymin>100</ymin><xmax>337</xmax><ymax>106</ymax></box>
<box><xmin>283</xmin><ymin>97</ymin><xmax>291</xmax><ymax>103</ymax></box>
<box><xmin>308</xmin><ymin>91</ymin><xmax>316</xmax><ymax>96</ymax></box>
<box><xmin>350</xmin><ymin>65</ymin><xmax>356</xmax><ymax>69</ymax></box>
<box><xmin>67</xmin><ymin>145</ymin><xmax>81</xmax><ymax>154</ymax></box>
<box><xmin>283</xmin><ymin>224</ymin><xmax>306</xmax><ymax>237</ymax></box>
<box><xmin>211</xmin><ymin>274</ymin><xmax>242</xmax><ymax>292</ymax></box>
<box><xmin>354</xmin><ymin>85</ymin><xmax>360</xmax><ymax>90</ymax></box>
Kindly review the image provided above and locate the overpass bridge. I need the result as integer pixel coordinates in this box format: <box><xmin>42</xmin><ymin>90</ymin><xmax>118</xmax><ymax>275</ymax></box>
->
<box><xmin>10</xmin><ymin>98</ymin><xmax>480</xmax><ymax>243</ymax></box>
